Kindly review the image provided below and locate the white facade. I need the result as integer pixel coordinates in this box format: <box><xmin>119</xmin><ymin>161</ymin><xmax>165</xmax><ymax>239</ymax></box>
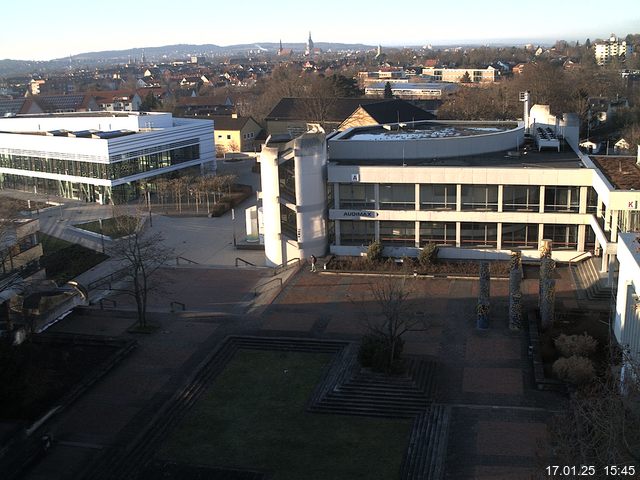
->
<box><xmin>594</xmin><ymin>35</ymin><xmax>632</xmax><ymax>65</ymax></box>
<box><xmin>614</xmin><ymin>233</ymin><xmax>640</xmax><ymax>365</ymax></box>
<box><xmin>0</xmin><ymin>112</ymin><xmax>215</xmax><ymax>203</ymax></box>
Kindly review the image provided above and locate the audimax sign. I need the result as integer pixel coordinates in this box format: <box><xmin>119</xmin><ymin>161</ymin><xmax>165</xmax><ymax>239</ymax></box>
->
<box><xmin>342</xmin><ymin>210</ymin><xmax>379</xmax><ymax>218</ymax></box>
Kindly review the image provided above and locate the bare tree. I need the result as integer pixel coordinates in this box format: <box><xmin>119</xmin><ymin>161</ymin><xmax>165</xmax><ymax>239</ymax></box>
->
<box><xmin>108</xmin><ymin>215</ymin><xmax>173</xmax><ymax>329</ymax></box>
<box><xmin>360</xmin><ymin>277</ymin><xmax>426</xmax><ymax>373</ymax></box>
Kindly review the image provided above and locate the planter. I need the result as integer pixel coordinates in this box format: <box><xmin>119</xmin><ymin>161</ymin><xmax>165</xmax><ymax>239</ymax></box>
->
<box><xmin>476</xmin><ymin>313</ymin><xmax>489</xmax><ymax>330</ymax></box>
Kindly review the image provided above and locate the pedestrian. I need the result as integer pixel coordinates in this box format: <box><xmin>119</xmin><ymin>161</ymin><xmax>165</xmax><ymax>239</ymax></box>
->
<box><xmin>310</xmin><ymin>254</ymin><xmax>317</xmax><ymax>272</ymax></box>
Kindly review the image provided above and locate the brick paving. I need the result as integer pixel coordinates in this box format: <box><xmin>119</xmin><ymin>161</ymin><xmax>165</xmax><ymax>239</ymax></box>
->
<box><xmin>20</xmin><ymin>262</ymin><xmax>586</xmax><ymax>479</ymax></box>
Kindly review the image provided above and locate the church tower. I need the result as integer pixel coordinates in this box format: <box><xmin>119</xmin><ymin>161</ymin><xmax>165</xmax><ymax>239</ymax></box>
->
<box><xmin>305</xmin><ymin>32</ymin><xmax>314</xmax><ymax>56</ymax></box>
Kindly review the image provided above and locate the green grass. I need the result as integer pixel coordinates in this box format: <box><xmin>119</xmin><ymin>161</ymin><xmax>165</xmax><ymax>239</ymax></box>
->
<box><xmin>159</xmin><ymin>350</ymin><xmax>412</xmax><ymax>480</ymax></box>
<box><xmin>74</xmin><ymin>216</ymin><xmax>137</xmax><ymax>239</ymax></box>
<box><xmin>39</xmin><ymin>233</ymin><xmax>109</xmax><ymax>284</ymax></box>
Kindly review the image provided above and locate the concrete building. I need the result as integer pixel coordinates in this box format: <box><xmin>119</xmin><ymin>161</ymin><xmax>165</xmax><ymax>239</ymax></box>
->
<box><xmin>0</xmin><ymin>111</ymin><xmax>215</xmax><ymax>204</ymax></box>
<box><xmin>211</xmin><ymin>114</ymin><xmax>263</xmax><ymax>155</ymax></box>
<box><xmin>256</xmin><ymin>102</ymin><xmax>640</xmax><ymax>272</ymax></box>
<box><xmin>422</xmin><ymin>67</ymin><xmax>497</xmax><ymax>83</ymax></box>
<box><xmin>365</xmin><ymin>82</ymin><xmax>457</xmax><ymax>99</ymax></box>
<box><xmin>595</xmin><ymin>34</ymin><xmax>632</xmax><ymax>65</ymax></box>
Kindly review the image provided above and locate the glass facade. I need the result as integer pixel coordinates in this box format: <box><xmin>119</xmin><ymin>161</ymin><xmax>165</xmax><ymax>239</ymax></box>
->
<box><xmin>460</xmin><ymin>222</ymin><xmax>498</xmax><ymax>248</ymax></box>
<box><xmin>379</xmin><ymin>221</ymin><xmax>415</xmax><ymax>246</ymax></box>
<box><xmin>420</xmin><ymin>184</ymin><xmax>456</xmax><ymax>210</ymax></box>
<box><xmin>502</xmin><ymin>223</ymin><xmax>539</xmax><ymax>249</ymax></box>
<box><xmin>544</xmin><ymin>186</ymin><xmax>580</xmax><ymax>212</ymax></box>
<box><xmin>461</xmin><ymin>185</ymin><xmax>498</xmax><ymax>211</ymax></box>
<box><xmin>339</xmin><ymin>184</ymin><xmax>375</xmax><ymax>209</ymax></box>
<box><xmin>379</xmin><ymin>184</ymin><xmax>415</xmax><ymax>210</ymax></box>
<box><xmin>280</xmin><ymin>204</ymin><xmax>297</xmax><ymax>240</ymax></box>
<box><xmin>543</xmin><ymin>224</ymin><xmax>578</xmax><ymax>249</ymax></box>
<box><xmin>0</xmin><ymin>143</ymin><xmax>200</xmax><ymax>181</ymax></box>
<box><xmin>419</xmin><ymin>222</ymin><xmax>455</xmax><ymax>246</ymax></box>
<box><xmin>340</xmin><ymin>220</ymin><xmax>375</xmax><ymax>246</ymax></box>
<box><xmin>278</xmin><ymin>158</ymin><xmax>296</xmax><ymax>200</ymax></box>
<box><xmin>503</xmin><ymin>185</ymin><xmax>540</xmax><ymax>212</ymax></box>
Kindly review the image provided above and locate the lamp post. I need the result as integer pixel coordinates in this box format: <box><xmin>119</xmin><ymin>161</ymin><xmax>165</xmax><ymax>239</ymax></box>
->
<box><xmin>232</xmin><ymin>208</ymin><xmax>236</xmax><ymax>247</ymax></box>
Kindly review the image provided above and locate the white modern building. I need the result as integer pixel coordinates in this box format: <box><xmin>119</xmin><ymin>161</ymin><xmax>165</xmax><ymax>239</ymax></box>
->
<box><xmin>257</xmin><ymin>104</ymin><xmax>640</xmax><ymax>272</ymax></box>
<box><xmin>594</xmin><ymin>34</ymin><xmax>632</xmax><ymax>66</ymax></box>
<box><xmin>0</xmin><ymin>112</ymin><xmax>215</xmax><ymax>204</ymax></box>
<box><xmin>365</xmin><ymin>82</ymin><xmax>458</xmax><ymax>99</ymax></box>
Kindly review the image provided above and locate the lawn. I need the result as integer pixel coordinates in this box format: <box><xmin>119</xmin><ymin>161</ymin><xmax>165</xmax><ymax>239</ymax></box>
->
<box><xmin>159</xmin><ymin>350</ymin><xmax>412</xmax><ymax>480</ymax></box>
<box><xmin>40</xmin><ymin>233</ymin><xmax>108</xmax><ymax>284</ymax></box>
<box><xmin>73</xmin><ymin>215</ymin><xmax>137</xmax><ymax>239</ymax></box>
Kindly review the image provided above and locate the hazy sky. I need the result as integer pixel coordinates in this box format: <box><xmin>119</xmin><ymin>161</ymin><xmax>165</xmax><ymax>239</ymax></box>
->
<box><xmin>2</xmin><ymin>0</ymin><xmax>638</xmax><ymax>60</ymax></box>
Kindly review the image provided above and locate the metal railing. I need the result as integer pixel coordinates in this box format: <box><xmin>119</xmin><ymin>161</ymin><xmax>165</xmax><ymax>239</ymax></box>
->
<box><xmin>568</xmin><ymin>250</ymin><xmax>592</xmax><ymax>269</ymax></box>
<box><xmin>273</xmin><ymin>257</ymin><xmax>300</xmax><ymax>276</ymax></box>
<box><xmin>88</xmin><ymin>267</ymin><xmax>129</xmax><ymax>291</ymax></box>
<box><xmin>254</xmin><ymin>277</ymin><xmax>283</xmax><ymax>297</ymax></box>
<box><xmin>176</xmin><ymin>256</ymin><xmax>199</xmax><ymax>265</ymax></box>
<box><xmin>235</xmin><ymin>257</ymin><xmax>256</xmax><ymax>267</ymax></box>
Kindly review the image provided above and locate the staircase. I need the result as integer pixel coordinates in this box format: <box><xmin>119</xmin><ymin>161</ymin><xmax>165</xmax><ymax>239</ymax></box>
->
<box><xmin>399</xmin><ymin>405</ymin><xmax>451</xmax><ymax>480</ymax></box>
<box><xmin>571</xmin><ymin>257</ymin><xmax>612</xmax><ymax>302</ymax></box>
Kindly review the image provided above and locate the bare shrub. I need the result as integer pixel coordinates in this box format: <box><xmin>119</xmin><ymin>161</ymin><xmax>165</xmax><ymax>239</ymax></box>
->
<box><xmin>554</xmin><ymin>333</ymin><xmax>598</xmax><ymax>358</ymax></box>
<box><xmin>552</xmin><ymin>356</ymin><xmax>596</xmax><ymax>385</ymax></box>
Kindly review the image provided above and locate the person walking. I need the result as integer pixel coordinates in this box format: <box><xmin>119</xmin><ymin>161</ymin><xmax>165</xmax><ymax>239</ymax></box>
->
<box><xmin>310</xmin><ymin>254</ymin><xmax>317</xmax><ymax>272</ymax></box>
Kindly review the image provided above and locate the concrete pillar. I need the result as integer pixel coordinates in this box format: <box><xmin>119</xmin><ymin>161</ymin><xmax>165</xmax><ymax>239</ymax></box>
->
<box><xmin>456</xmin><ymin>221</ymin><xmax>461</xmax><ymax>248</ymax></box>
<box><xmin>374</xmin><ymin>184</ymin><xmax>380</xmax><ymax>209</ymax></box>
<box><xmin>496</xmin><ymin>223</ymin><xmax>503</xmax><ymax>250</ymax></box>
<box><xmin>335</xmin><ymin>220</ymin><xmax>341</xmax><ymax>246</ymax></box>
<box><xmin>611</xmin><ymin>210</ymin><xmax>619</xmax><ymax>242</ymax></box>
<box><xmin>579</xmin><ymin>186</ymin><xmax>588</xmax><ymax>214</ymax></box>
<box><xmin>539</xmin><ymin>186</ymin><xmax>545</xmax><ymax>213</ymax></box>
<box><xmin>415</xmin><ymin>184</ymin><xmax>420</xmax><ymax>211</ymax></box>
<box><xmin>538</xmin><ymin>223</ymin><xmax>545</xmax><ymax>249</ymax></box>
<box><xmin>497</xmin><ymin>185</ymin><xmax>503</xmax><ymax>213</ymax></box>
<box><xmin>415</xmin><ymin>220</ymin><xmax>420</xmax><ymax>248</ymax></box>
<box><xmin>333</xmin><ymin>182</ymin><xmax>340</xmax><ymax>209</ymax></box>
<box><xmin>456</xmin><ymin>184</ymin><xmax>462</xmax><ymax>211</ymax></box>
<box><xmin>577</xmin><ymin>224</ymin><xmax>586</xmax><ymax>252</ymax></box>
<box><xmin>375</xmin><ymin>220</ymin><xmax>380</xmax><ymax>242</ymax></box>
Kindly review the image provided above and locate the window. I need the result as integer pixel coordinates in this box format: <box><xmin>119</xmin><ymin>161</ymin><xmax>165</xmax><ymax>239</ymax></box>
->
<box><xmin>280</xmin><ymin>204</ymin><xmax>297</xmax><ymax>240</ymax></box>
<box><xmin>339</xmin><ymin>184</ymin><xmax>375</xmax><ymax>209</ymax></box>
<box><xmin>419</xmin><ymin>222</ymin><xmax>456</xmax><ymax>246</ymax></box>
<box><xmin>501</xmin><ymin>224</ymin><xmax>539</xmax><ymax>249</ymax></box>
<box><xmin>379</xmin><ymin>221</ymin><xmax>415</xmax><ymax>247</ymax></box>
<box><xmin>340</xmin><ymin>220</ymin><xmax>375</xmax><ymax>246</ymax></box>
<box><xmin>278</xmin><ymin>158</ymin><xmax>296</xmax><ymax>200</ymax></box>
<box><xmin>544</xmin><ymin>186</ymin><xmax>580</xmax><ymax>213</ymax></box>
<box><xmin>379</xmin><ymin>184</ymin><xmax>415</xmax><ymax>210</ymax></box>
<box><xmin>460</xmin><ymin>223</ymin><xmax>498</xmax><ymax>248</ymax></box>
<box><xmin>420</xmin><ymin>184</ymin><xmax>456</xmax><ymax>210</ymax></box>
<box><xmin>543</xmin><ymin>224</ymin><xmax>578</xmax><ymax>249</ymax></box>
<box><xmin>587</xmin><ymin>187</ymin><xmax>598</xmax><ymax>214</ymax></box>
<box><xmin>226</xmin><ymin>134</ymin><xmax>231</xmax><ymax>140</ymax></box>
<box><xmin>461</xmin><ymin>185</ymin><xmax>498</xmax><ymax>211</ymax></box>
<box><xmin>503</xmin><ymin>186</ymin><xmax>539</xmax><ymax>212</ymax></box>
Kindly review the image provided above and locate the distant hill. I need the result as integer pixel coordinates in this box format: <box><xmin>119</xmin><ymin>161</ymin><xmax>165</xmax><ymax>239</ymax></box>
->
<box><xmin>0</xmin><ymin>42</ymin><xmax>376</xmax><ymax>77</ymax></box>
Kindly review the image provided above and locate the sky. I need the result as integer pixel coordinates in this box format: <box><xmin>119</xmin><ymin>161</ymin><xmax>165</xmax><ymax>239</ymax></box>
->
<box><xmin>1</xmin><ymin>0</ymin><xmax>638</xmax><ymax>61</ymax></box>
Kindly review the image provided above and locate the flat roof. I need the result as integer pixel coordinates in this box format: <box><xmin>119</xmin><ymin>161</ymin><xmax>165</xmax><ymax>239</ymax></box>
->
<box><xmin>591</xmin><ymin>156</ymin><xmax>640</xmax><ymax>190</ymax></box>
<box><xmin>343</xmin><ymin>122</ymin><xmax>516</xmax><ymax>141</ymax></box>
<box><xmin>330</xmin><ymin>141</ymin><xmax>584</xmax><ymax>168</ymax></box>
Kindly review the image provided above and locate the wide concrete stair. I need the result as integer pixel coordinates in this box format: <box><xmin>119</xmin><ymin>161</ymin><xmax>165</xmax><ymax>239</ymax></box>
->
<box><xmin>399</xmin><ymin>405</ymin><xmax>451</xmax><ymax>480</ymax></box>
<box><xmin>571</xmin><ymin>257</ymin><xmax>612</xmax><ymax>302</ymax></box>
<box><xmin>308</xmin><ymin>347</ymin><xmax>438</xmax><ymax>418</ymax></box>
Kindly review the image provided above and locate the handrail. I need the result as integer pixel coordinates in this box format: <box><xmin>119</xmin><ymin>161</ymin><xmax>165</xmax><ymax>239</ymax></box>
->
<box><xmin>254</xmin><ymin>277</ymin><xmax>283</xmax><ymax>296</ymax></box>
<box><xmin>273</xmin><ymin>257</ymin><xmax>300</xmax><ymax>276</ymax></box>
<box><xmin>568</xmin><ymin>250</ymin><xmax>592</xmax><ymax>267</ymax></box>
<box><xmin>176</xmin><ymin>256</ymin><xmax>199</xmax><ymax>265</ymax></box>
<box><xmin>88</xmin><ymin>267</ymin><xmax>128</xmax><ymax>291</ymax></box>
<box><xmin>99</xmin><ymin>298</ymin><xmax>117</xmax><ymax>309</ymax></box>
<box><xmin>170</xmin><ymin>301</ymin><xmax>186</xmax><ymax>312</ymax></box>
<box><xmin>235</xmin><ymin>257</ymin><xmax>256</xmax><ymax>267</ymax></box>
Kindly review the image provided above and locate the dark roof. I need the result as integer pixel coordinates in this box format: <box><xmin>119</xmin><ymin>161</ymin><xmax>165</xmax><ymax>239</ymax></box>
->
<box><xmin>358</xmin><ymin>99</ymin><xmax>435</xmax><ymax>123</ymax></box>
<box><xmin>31</xmin><ymin>94</ymin><xmax>96</xmax><ymax>112</ymax></box>
<box><xmin>210</xmin><ymin>114</ymin><xmax>253</xmax><ymax>131</ymax></box>
<box><xmin>265</xmin><ymin>97</ymin><xmax>382</xmax><ymax>122</ymax></box>
<box><xmin>591</xmin><ymin>156</ymin><xmax>640</xmax><ymax>190</ymax></box>
<box><xmin>0</xmin><ymin>98</ymin><xmax>28</xmax><ymax>116</ymax></box>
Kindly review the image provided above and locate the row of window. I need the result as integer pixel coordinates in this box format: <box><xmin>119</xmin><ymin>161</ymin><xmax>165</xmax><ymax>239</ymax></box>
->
<box><xmin>0</xmin><ymin>144</ymin><xmax>200</xmax><ymax>181</ymax></box>
<box><xmin>337</xmin><ymin>220</ymin><xmax>590</xmax><ymax>250</ymax></box>
<box><xmin>336</xmin><ymin>184</ymin><xmax>597</xmax><ymax>213</ymax></box>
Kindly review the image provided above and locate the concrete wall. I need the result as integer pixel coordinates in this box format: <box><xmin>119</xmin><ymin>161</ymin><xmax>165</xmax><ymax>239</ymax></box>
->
<box><xmin>329</xmin><ymin>122</ymin><xmax>524</xmax><ymax>160</ymax></box>
<box><xmin>615</xmin><ymin>233</ymin><xmax>640</xmax><ymax>362</ymax></box>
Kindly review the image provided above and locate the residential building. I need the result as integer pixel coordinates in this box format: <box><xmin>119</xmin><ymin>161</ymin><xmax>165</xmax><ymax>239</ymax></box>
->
<box><xmin>595</xmin><ymin>34</ymin><xmax>632</xmax><ymax>65</ymax></box>
<box><xmin>0</xmin><ymin>111</ymin><xmax>215</xmax><ymax>204</ymax></box>
<box><xmin>365</xmin><ymin>82</ymin><xmax>457</xmax><ymax>99</ymax></box>
<box><xmin>338</xmin><ymin>99</ymin><xmax>435</xmax><ymax>130</ymax></box>
<box><xmin>212</xmin><ymin>113</ymin><xmax>263</xmax><ymax>154</ymax></box>
<box><xmin>92</xmin><ymin>90</ymin><xmax>142</xmax><ymax>112</ymax></box>
<box><xmin>422</xmin><ymin>67</ymin><xmax>497</xmax><ymax>83</ymax></box>
<box><xmin>0</xmin><ymin>94</ymin><xmax>99</xmax><ymax>116</ymax></box>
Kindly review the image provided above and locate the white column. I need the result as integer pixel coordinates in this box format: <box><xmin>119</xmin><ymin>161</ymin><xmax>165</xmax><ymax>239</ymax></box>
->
<box><xmin>456</xmin><ymin>184</ymin><xmax>462</xmax><ymax>211</ymax></box>
<box><xmin>415</xmin><ymin>221</ymin><xmax>420</xmax><ymax>248</ymax></box>
<box><xmin>577</xmin><ymin>224</ymin><xmax>586</xmax><ymax>252</ymax></box>
<box><xmin>497</xmin><ymin>185</ymin><xmax>503</xmax><ymax>213</ymax></box>
<box><xmin>539</xmin><ymin>186</ymin><xmax>545</xmax><ymax>213</ymax></box>
<box><xmin>579</xmin><ymin>186</ymin><xmax>588</xmax><ymax>214</ymax></box>
<box><xmin>456</xmin><ymin>221</ymin><xmax>461</xmax><ymax>248</ymax></box>
<box><xmin>496</xmin><ymin>223</ymin><xmax>503</xmax><ymax>250</ymax></box>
